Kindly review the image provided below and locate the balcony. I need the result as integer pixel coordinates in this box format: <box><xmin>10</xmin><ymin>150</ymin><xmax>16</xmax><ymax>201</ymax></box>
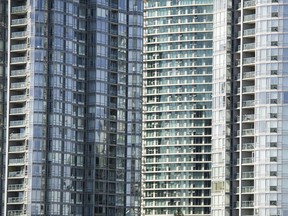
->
<box><xmin>236</xmin><ymin>143</ymin><xmax>254</xmax><ymax>150</ymax></box>
<box><xmin>242</xmin><ymin>201</ymin><xmax>254</xmax><ymax>207</ymax></box>
<box><xmin>11</xmin><ymin>69</ymin><xmax>26</xmax><ymax>77</ymax></box>
<box><xmin>8</xmin><ymin>170</ymin><xmax>26</xmax><ymax>178</ymax></box>
<box><xmin>243</xmin><ymin>86</ymin><xmax>254</xmax><ymax>93</ymax></box>
<box><xmin>8</xmin><ymin>210</ymin><xmax>26</xmax><ymax>216</ymax></box>
<box><xmin>9</xmin><ymin>158</ymin><xmax>25</xmax><ymax>165</ymax></box>
<box><xmin>7</xmin><ymin>196</ymin><xmax>25</xmax><ymax>204</ymax></box>
<box><xmin>242</xmin><ymin>157</ymin><xmax>253</xmax><ymax>164</ymax></box>
<box><xmin>10</xmin><ymin>107</ymin><xmax>26</xmax><ymax>114</ymax></box>
<box><xmin>11</xmin><ymin>57</ymin><xmax>27</xmax><ymax>64</ymax></box>
<box><xmin>237</xmin><ymin>114</ymin><xmax>254</xmax><ymax>122</ymax></box>
<box><xmin>243</xmin><ymin>14</ymin><xmax>255</xmax><ymax>22</ymax></box>
<box><xmin>243</xmin><ymin>28</ymin><xmax>255</xmax><ymax>37</ymax></box>
<box><xmin>8</xmin><ymin>184</ymin><xmax>24</xmax><ymax>191</ymax></box>
<box><xmin>243</xmin><ymin>57</ymin><xmax>255</xmax><ymax>65</ymax></box>
<box><xmin>11</xmin><ymin>44</ymin><xmax>27</xmax><ymax>51</ymax></box>
<box><xmin>9</xmin><ymin>133</ymin><xmax>26</xmax><ymax>140</ymax></box>
<box><xmin>243</xmin><ymin>43</ymin><xmax>255</xmax><ymax>50</ymax></box>
<box><xmin>244</xmin><ymin>0</ymin><xmax>255</xmax><ymax>8</ymax></box>
<box><xmin>11</xmin><ymin>31</ymin><xmax>27</xmax><ymax>39</ymax></box>
<box><xmin>10</xmin><ymin>120</ymin><xmax>26</xmax><ymax>127</ymax></box>
<box><xmin>243</xmin><ymin>143</ymin><xmax>254</xmax><ymax>150</ymax></box>
<box><xmin>10</xmin><ymin>95</ymin><xmax>27</xmax><ymax>102</ymax></box>
<box><xmin>243</xmin><ymin>172</ymin><xmax>254</xmax><ymax>179</ymax></box>
<box><xmin>243</xmin><ymin>71</ymin><xmax>255</xmax><ymax>79</ymax></box>
<box><xmin>243</xmin><ymin>129</ymin><xmax>254</xmax><ymax>136</ymax></box>
<box><xmin>243</xmin><ymin>114</ymin><xmax>254</xmax><ymax>121</ymax></box>
<box><xmin>11</xmin><ymin>6</ymin><xmax>27</xmax><ymax>14</ymax></box>
<box><xmin>9</xmin><ymin>145</ymin><xmax>26</xmax><ymax>153</ymax></box>
<box><xmin>10</xmin><ymin>82</ymin><xmax>26</xmax><ymax>89</ymax></box>
<box><xmin>236</xmin><ymin>157</ymin><xmax>253</xmax><ymax>165</ymax></box>
<box><xmin>11</xmin><ymin>18</ymin><xmax>27</xmax><ymax>26</ymax></box>
<box><xmin>242</xmin><ymin>186</ymin><xmax>254</xmax><ymax>193</ymax></box>
<box><xmin>243</xmin><ymin>100</ymin><xmax>255</xmax><ymax>107</ymax></box>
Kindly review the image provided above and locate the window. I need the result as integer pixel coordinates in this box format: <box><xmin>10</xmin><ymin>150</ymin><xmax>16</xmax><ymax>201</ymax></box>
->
<box><xmin>270</xmin><ymin>171</ymin><xmax>277</xmax><ymax>176</ymax></box>
<box><xmin>270</xmin><ymin>186</ymin><xmax>277</xmax><ymax>191</ymax></box>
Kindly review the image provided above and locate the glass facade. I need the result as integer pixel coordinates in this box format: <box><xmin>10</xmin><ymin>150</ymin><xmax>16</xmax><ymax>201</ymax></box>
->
<box><xmin>2</xmin><ymin>0</ymin><xmax>142</xmax><ymax>216</ymax></box>
<box><xmin>142</xmin><ymin>0</ymin><xmax>213</xmax><ymax>215</ymax></box>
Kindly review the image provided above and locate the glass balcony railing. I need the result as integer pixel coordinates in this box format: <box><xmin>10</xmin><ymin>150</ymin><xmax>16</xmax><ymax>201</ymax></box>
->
<box><xmin>243</xmin><ymin>129</ymin><xmax>254</xmax><ymax>136</ymax></box>
<box><xmin>243</xmin><ymin>100</ymin><xmax>255</xmax><ymax>107</ymax></box>
<box><xmin>11</xmin><ymin>31</ymin><xmax>27</xmax><ymax>38</ymax></box>
<box><xmin>237</xmin><ymin>114</ymin><xmax>254</xmax><ymax>121</ymax></box>
<box><xmin>243</xmin><ymin>71</ymin><xmax>255</xmax><ymax>79</ymax></box>
<box><xmin>11</xmin><ymin>57</ymin><xmax>27</xmax><ymax>64</ymax></box>
<box><xmin>11</xmin><ymin>69</ymin><xmax>26</xmax><ymax>76</ymax></box>
<box><xmin>243</xmin><ymin>114</ymin><xmax>254</xmax><ymax>121</ymax></box>
<box><xmin>9</xmin><ymin>133</ymin><xmax>26</xmax><ymax>140</ymax></box>
<box><xmin>11</xmin><ymin>18</ymin><xmax>27</xmax><ymax>26</ymax></box>
<box><xmin>243</xmin><ymin>14</ymin><xmax>255</xmax><ymax>22</ymax></box>
<box><xmin>9</xmin><ymin>145</ymin><xmax>26</xmax><ymax>152</ymax></box>
<box><xmin>10</xmin><ymin>82</ymin><xmax>26</xmax><ymax>89</ymax></box>
<box><xmin>242</xmin><ymin>201</ymin><xmax>254</xmax><ymax>207</ymax></box>
<box><xmin>243</xmin><ymin>57</ymin><xmax>255</xmax><ymax>65</ymax></box>
<box><xmin>7</xmin><ymin>197</ymin><xmax>24</xmax><ymax>203</ymax></box>
<box><xmin>242</xmin><ymin>157</ymin><xmax>253</xmax><ymax>164</ymax></box>
<box><xmin>244</xmin><ymin>0</ymin><xmax>255</xmax><ymax>8</ymax></box>
<box><xmin>8</xmin><ymin>184</ymin><xmax>24</xmax><ymax>191</ymax></box>
<box><xmin>7</xmin><ymin>210</ymin><xmax>26</xmax><ymax>216</ymax></box>
<box><xmin>10</xmin><ymin>120</ymin><xmax>26</xmax><ymax>126</ymax></box>
<box><xmin>11</xmin><ymin>44</ymin><xmax>27</xmax><ymax>51</ymax></box>
<box><xmin>243</xmin><ymin>86</ymin><xmax>254</xmax><ymax>93</ymax></box>
<box><xmin>243</xmin><ymin>143</ymin><xmax>254</xmax><ymax>150</ymax></box>
<box><xmin>9</xmin><ymin>158</ymin><xmax>25</xmax><ymax>164</ymax></box>
<box><xmin>11</xmin><ymin>6</ymin><xmax>27</xmax><ymax>13</ymax></box>
<box><xmin>10</xmin><ymin>95</ymin><xmax>27</xmax><ymax>102</ymax></box>
<box><xmin>8</xmin><ymin>170</ymin><xmax>26</xmax><ymax>178</ymax></box>
<box><xmin>243</xmin><ymin>172</ymin><xmax>254</xmax><ymax>178</ymax></box>
<box><xmin>236</xmin><ymin>143</ymin><xmax>254</xmax><ymax>150</ymax></box>
<box><xmin>235</xmin><ymin>171</ymin><xmax>254</xmax><ymax>179</ymax></box>
<box><xmin>10</xmin><ymin>107</ymin><xmax>26</xmax><ymax>114</ymax></box>
<box><xmin>243</xmin><ymin>43</ymin><xmax>255</xmax><ymax>50</ymax></box>
<box><xmin>236</xmin><ymin>157</ymin><xmax>254</xmax><ymax>165</ymax></box>
<box><xmin>243</xmin><ymin>28</ymin><xmax>255</xmax><ymax>36</ymax></box>
<box><xmin>242</xmin><ymin>186</ymin><xmax>254</xmax><ymax>193</ymax></box>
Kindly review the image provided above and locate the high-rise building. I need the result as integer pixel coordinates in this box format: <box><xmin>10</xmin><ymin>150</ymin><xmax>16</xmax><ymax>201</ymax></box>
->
<box><xmin>211</xmin><ymin>0</ymin><xmax>288</xmax><ymax>216</ymax></box>
<box><xmin>1</xmin><ymin>1</ymin><xmax>142</xmax><ymax>215</ymax></box>
<box><xmin>142</xmin><ymin>0</ymin><xmax>213</xmax><ymax>215</ymax></box>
